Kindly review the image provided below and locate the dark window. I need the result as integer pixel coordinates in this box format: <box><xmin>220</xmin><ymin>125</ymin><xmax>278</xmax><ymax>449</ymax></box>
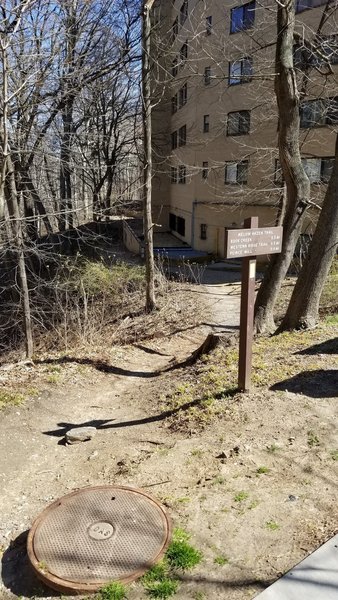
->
<box><xmin>171</xmin><ymin>130</ymin><xmax>177</xmax><ymax>150</ymax></box>
<box><xmin>202</xmin><ymin>161</ymin><xmax>209</xmax><ymax>179</ymax></box>
<box><xmin>180</xmin><ymin>0</ymin><xmax>188</xmax><ymax>25</ymax></box>
<box><xmin>225</xmin><ymin>160</ymin><xmax>249</xmax><ymax>184</ymax></box>
<box><xmin>302</xmin><ymin>157</ymin><xmax>334</xmax><ymax>183</ymax></box>
<box><xmin>294</xmin><ymin>37</ymin><xmax>338</xmax><ymax>70</ymax></box>
<box><xmin>169</xmin><ymin>213</ymin><xmax>176</xmax><ymax>230</ymax></box>
<box><xmin>321</xmin><ymin>158</ymin><xmax>334</xmax><ymax>183</ymax></box>
<box><xmin>170</xmin><ymin>212</ymin><xmax>185</xmax><ymax>236</ymax></box>
<box><xmin>172</xmin><ymin>57</ymin><xmax>178</xmax><ymax>77</ymax></box>
<box><xmin>172</xmin><ymin>17</ymin><xmax>178</xmax><ymax>42</ymax></box>
<box><xmin>296</xmin><ymin>0</ymin><xmax>332</xmax><ymax>13</ymax></box>
<box><xmin>203</xmin><ymin>114</ymin><xmax>210</xmax><ymax>133</ymax></box>
<box><xmin>300</xmin><ymin>99</ymin><xmax>326</xmax><ymax>127</ymax></box>
<box><xmin>227</xmin><ymin>110</ymin><xmax>250</xmax><ymax>135</ymax></box>
<box><xmin>230</xmin><ymin>1</ymin><xmax>255</xmax><ymax>34</ymax></box>
<box><xmin>200</xmin><ymin>224</ymin><xmax>207</xmax><ymax>240</ymax></box>
<box><xmin>180</xmin><ymin>41</ymin><xmax>188</xmax><ymax>62</ymax></box>
<box><xmin>229</xmin><ymin>57</ymin><xmax>253</xmax><ymax>85</ymax></box>
<box><xmin>300</xmin><ymin>97</ymin><xmax>338</xmax><ymax>127</ymax></box>
<box><xmin>204</xmin><ymin>66</ymin><xmax>211</xmax><ymax>85</ymax></box>
<box><xmin>327</xmin><ymin>97</ymin><xmax>338</xmax><ymax>124</ymax></box>
<box><xmin>206</xmin><ymin>15</ymin><xmax>212</xmax><ymax>34</ymax></box>
<box><xmin>177</xmin><ymin>216</ymin><xmax>186</xmax><ymax>236</ymax></box>
<box><xmin>171</xmin><ymin>166</ymin><xmax>177</xmax><ymax>183</ymax></box>
<box><xmin>178</xmin><ymin>124</ymin><xmax>187</xmax><ymax>146</ymax></box>
<box><xmin>172</xmin><ymin>94</ymin><xmax>178</xmax><ymax>114</ymax></box>
<box><xmin>179</xmin><ymin>83</ymin><xmax>188</xmax><ymax>107</ymax></box>
<box><xmin>178</xmin><ymin>164</ymin><xmax>186</xmax><ymax>184</ymax></box>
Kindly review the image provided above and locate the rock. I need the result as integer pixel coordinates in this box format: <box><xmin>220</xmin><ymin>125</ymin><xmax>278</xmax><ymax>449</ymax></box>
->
<box><xmin>287</xmin><ymin>494</ymin><xmax>299</xmax><ymax>502</ymax></box>
<box><xmin>65</xmin><ymin>427</ymin><xmax>96</xmax><ymax>444</ymax></box>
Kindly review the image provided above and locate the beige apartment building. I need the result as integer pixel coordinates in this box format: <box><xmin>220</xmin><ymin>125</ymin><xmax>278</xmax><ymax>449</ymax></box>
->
<box><xmin>150</xmin><ymin>0</ymin><xmax>338</xmax><ymax>258</ymax></box>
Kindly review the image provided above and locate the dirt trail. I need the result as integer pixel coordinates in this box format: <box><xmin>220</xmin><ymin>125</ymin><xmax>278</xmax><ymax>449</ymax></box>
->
<box><xmin>0</xmin><ymin>274</ymin><xmax>242</xmax><ymax>600</ymax></box>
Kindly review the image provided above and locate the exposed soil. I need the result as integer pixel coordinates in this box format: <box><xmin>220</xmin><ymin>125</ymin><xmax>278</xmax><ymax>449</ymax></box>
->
<box><xmin>0</xmin><ymin>272</ymin><xmax>337</xmax><ymax>600</ymax></box>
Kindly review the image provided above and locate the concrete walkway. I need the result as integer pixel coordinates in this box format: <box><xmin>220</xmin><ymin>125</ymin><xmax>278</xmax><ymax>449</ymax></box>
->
<box><xmin>255</xmin><ymin>534</ymin><xmax>338</xmax><ymax>599</ymax></box>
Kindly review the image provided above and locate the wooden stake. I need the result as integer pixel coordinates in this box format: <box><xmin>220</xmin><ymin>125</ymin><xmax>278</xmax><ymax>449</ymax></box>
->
<box><xmin>238</xmin><ymin>216</ymin><xmax>258</xmax><ymax>392</ymax></box>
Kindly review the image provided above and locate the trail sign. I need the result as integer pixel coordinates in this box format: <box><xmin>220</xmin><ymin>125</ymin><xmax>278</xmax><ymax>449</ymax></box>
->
<box><xmin>225</xmin><ymin>219</ymin><xmax>283</xmax><ymax>392</ymax></box>
<box><xmin>225</xmin><ymin>226</ymin><xmax>283</xmax><ymax>259</ymax></box>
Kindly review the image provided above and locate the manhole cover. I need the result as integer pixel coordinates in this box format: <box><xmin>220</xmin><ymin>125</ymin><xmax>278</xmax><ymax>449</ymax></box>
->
<box><xmin>27</xmin><ymin>485</ymin><xmax>171</xmax><ymax>593</ymax></box>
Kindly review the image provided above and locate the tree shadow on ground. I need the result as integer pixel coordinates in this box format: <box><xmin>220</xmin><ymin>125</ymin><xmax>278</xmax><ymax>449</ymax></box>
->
<box><xmin>270</xmin><ymin>369</ymin><xmax>338</xmax><ymax>398</ymax></box>
<box><xmin>1</xmin><ymin>531</ymin><xmax>58</xmax><ymax>598</ymax></box>
<box><xmin>296</xmin><ymin>337</ymin><xmax>338</xmax><ymax>356</ymax></box>
<box><xmin>43</xmin><ymin>387</ymin><xmax>238</xmax><ymax>440</ymax></box>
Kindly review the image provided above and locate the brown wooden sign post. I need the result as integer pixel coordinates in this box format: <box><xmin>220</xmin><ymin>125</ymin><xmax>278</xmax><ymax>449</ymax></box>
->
<box><xmin>225</xmin><ymin>218</ymin><xmax>283</xmax><ymax>392</ymax></box>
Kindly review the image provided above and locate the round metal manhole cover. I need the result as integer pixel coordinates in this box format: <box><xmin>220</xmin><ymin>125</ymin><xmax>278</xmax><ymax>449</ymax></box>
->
<box><xmin>27</xmin><ymin>485</ymin><xmax>171</xmax><ymax>593</ymax></box>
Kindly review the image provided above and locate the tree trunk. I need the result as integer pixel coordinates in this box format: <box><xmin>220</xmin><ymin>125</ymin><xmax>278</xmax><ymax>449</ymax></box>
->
<box><xmin>254</xmin><ymin>0</ymin><xmax>310</xmax><ymax>334</ymax></box>
<box><xmin>6</xmin><ymin>157</ymin><xmax>33</xmax><ymax>358</ymax></box>
<box><xmin>142</xmin><ymin>0</ymin><xmax>156</xmax><ymax>312</ymax></box>
<box><xmin>279</xmin><ymin>135</ymin><xmax>338</xmax><ymax>330</ymax></box>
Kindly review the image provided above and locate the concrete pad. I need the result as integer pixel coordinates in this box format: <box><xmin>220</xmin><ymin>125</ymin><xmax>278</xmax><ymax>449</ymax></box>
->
<box><xmin>255</xmin><ymin>534</ymin><xmax>338</xmax><ymax>599</ymax></box>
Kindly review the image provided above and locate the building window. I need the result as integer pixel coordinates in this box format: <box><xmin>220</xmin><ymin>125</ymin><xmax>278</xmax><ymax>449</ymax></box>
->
<box><xmin>203</xmin><ymin>114</ymin><xmax>210</xmax><ymax>133</ymax></box>
<box><xmin>180</xmin><ymin>0</ymin><xmax>188</xmax><ymax>25</ymax></box>
<box><xmin>230</xmin><ymin>1</ymin><xmax>255</xmax><ymax>34</ymax></box>
<box><xmin>179</xmin><ymin>83</ymin><xmax>188</xmax><ymax>107</ymax></box>
<box><xmin>177</xmin><ymin>216</ymin><xmax>186</xmax><ymax>236</ymax></box>
<box><xmin>200</xmin><ymin>224</ymin><xmax>207</xmax><ymax>240</ymax></box>
<box><xmin>294</xmin><ymin>37</ymin><xmax>338</xmax><ymax>70</ymax></box>
<box><xmin>180</xmin><ymin>41</ymin><xmax>188</xmax><ymax>62</ymax></box>
<box><xmin>296</xmin><ymin>0</ymin><xmax>332</xmax><ymax>13</ymax></box>
<box><xmin>300</xmin><ymin>99</ymin><xmax>326</xmax><ymax>128</ymax></box>
<box><xmin>178</xmin><ymin>164</ymin><xmax>186</xmax><ymax>183</ymax></box>
<box><xmin>171</xmin><ymin>166</ymin><xmax>177</xmax><ymax>183</ymax></box>
<box><xmin>202</xmin><ymin>161</ymin><xmax>209</xmax><ymax>179</ymax></box>
<box><xmin>172</xmin><ymin>17</ymin><xmax>178</xmax><ymax>42</ymax></box>
<box><xmin>227</xmin><ymin>110</ymin><xmax>250</xmax><ymax>135</ymax></box>
<box><xmin>229</xmin><ymin>57</ymin><xmax>253</xmax><ymax>85</ymax></box>
<box><xmin>206</xmin><ymin>15</ymin><xmax>212</xmax><ymax>35</ymax></box>
<box><xmin>300</xmin><ymin>97</ymin><xmax>338</xmax><ymax>127</ymax></box>
<box><xmin>204</xmin><ymin>66</ymin><xmax>211</xmax><ymax>85</ymax></box>
<box><xmin>171</xmin><ymin>130</ymin><xmax>177</xmax><ymax>150</ymax></box>
<box><xmin>172</xmin><ymin>57</ymin><xmax>178</xmax><ymax>77</ymax></box>
<box><xmin>169</xmin><ymin>213</ymin><xmax>176</xmax><ymax>230</ymax></box>
<box><xmin>178</xmin><ymin>124</ymin><xmax>187</xmax><ymax>146</ymax></box>
<box><xmin>302</xmin><ymin>157</ymin><xmax>334</xmax><ymax>183</ymax></box>
<box><xmin>172</xmin><ymin>94</ymin><xmax>178</xmax><ymax>114</ymax></box>
<box><xmin>225</xmin><ymin>160</ymin><xmax>249</xmax><ymax>184</ymax></box>
<box><xmin>327</xmin><ymin>97</ymin><xmax>338</xmax><ymax>124</ymax></box>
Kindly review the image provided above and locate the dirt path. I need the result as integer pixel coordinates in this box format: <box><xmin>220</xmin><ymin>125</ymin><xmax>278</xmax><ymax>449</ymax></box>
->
<box><xmin>2</xmin><ymin>272</ymin><xmax>337</xmax><ymax>600</ymax></box>
<box><xmin>0</xmin><ymin>273</ymin><xmax>242</xmax><ymax>599</ymax></box>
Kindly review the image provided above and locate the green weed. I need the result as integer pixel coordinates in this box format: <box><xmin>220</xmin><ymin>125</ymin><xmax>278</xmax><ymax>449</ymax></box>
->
<box><xmin>266</xmin><ymin>444</ymin><xmax>279</xmax><ymax>454</ymax></box>
<box><xmin>0</xmin><ymin>390</ymin><xmax>24</xmax><ymax>409</ymax></box>
<box><xmin>166</xmin><ymin>540</ymin><xmax>202</xmax><ymax>571</ymax></box>
<box><xmin>330</xmin><ymin>450</ymin><xmax>338</xmax><ymax>461</ymax></box>
<box><xmin>98</xmin><ymin>581</ymin><xmax>127</xmax><ymax>600</ymax></box>
<box><xmin>266</xmin><ymin>520</ymin><xmax>280</xmax><ymax>531</ymax></box>
<box><xmin>234</xmin><ymin>491</ymin><xmax>249</xmax><ymax>503</ymax></box>
<box><xmin>256</xmin><ymin>466</ymin><xmax>269</xmax><ymax>475</ymax></box>
<box><xmin>143</xmin><ymin>578</ymin><xmax>178</xmax><ymax>599</ymax></box>
<box><xmin>214</xmin><ymin>555</ymin><xmax>229</xmax><ymax>566</ymax></box>
<box><xmin>307</xmin><ymin>431</ymin><xmax>320</xmax><ymax>448</ymax></box>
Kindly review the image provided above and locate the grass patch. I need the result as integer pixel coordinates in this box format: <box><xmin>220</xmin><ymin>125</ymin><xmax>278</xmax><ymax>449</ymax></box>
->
<box><xmin>141</xmin><ymin>529</ymin><xmax>202</xmax><ymax>599</ymax></box>
<box><xmin>256</xmin><ymin>466</ymin><xmax>269</xmax><ymax>475</ymax></box>
<box><xmin>234</xmin><ymin>491</ymin><xmax>249</xmax><ymax>503</ymax></box>
<box><xmin>266</xmin><ymin>443</ymin><xmax>279</xmax><ymax>454</ymax></box>
<box><xmin>214</xmin><ymin>555</ymin><xmax>229</xmax><ymax>566</ymax></box>
<box><xmin>98</xmin><ymin>582</ymin><xmax>127</xmax><ymax>600</ymax></box>
<box><xmin>307</xmin><ymin>431</ymin><xmax>320</xmax><ymax>448</ymax></box>
<box><xmin>0</xmin><ymin>390</ymin><xmax>24</xmax><ymax>409</ymax></box>
<box><xmin>266</xmin><ymin>520</ymin><xmax>280</xmax><ymax>531</ymax></box>
<box><xmin>330</xmin><ymin>450</ymin><xmax>338</xmax><ymax>461</ymax></box>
